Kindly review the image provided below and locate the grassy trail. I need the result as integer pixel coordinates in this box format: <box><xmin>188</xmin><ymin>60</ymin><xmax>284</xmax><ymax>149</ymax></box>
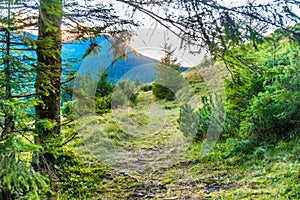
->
<box><xmin>77</xmin><ymin>90</ymin><xmax>299</xmax><ymax>199</ymax></box>
<box><xmin>79</xmin><ymin>91</ymin><xmax>238</xmax><ymax>199</ymax></box>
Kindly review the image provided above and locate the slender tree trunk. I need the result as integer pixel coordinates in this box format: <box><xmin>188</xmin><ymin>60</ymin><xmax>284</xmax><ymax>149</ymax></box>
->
<box><xmin>34</xmin><ymin>0</ymin><xmax>62</xmax><ymax>186</ymax></box>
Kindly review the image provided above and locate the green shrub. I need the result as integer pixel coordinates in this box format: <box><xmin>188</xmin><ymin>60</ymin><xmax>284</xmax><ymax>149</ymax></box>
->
<box><xmin>111</xmin><ymin>89</ymin><xmax>129</xmax><ymax>108</ymax></box>
<box><xmin>95</xmin><ymin>73</ymin><xmax>114</xmax><ymax>97</ymax></box>
<box><xmin>240</xmin><ymin>90</ymin><xmax>300</xmax><ymax>144</ymax></box>
<box><xmin>93</xmin><ymin>73</ymin><xmax>115</xmax><ymax>114</ymax></box>
<box><xmin>62</xmin><ymin>101</ymin><xmax>73</xmax><ymax>119</ymax></box>
<box><xmin>153</xmin><ymin>83</ymin><xmax>175</xmax><ymax>101</ymax></box>
<box><xmin>152</xmin><ymin>43</ymin><xmax>183</xmax><ymax>101</ymax></box>
<box><xmin>95</xmin><ymin>95</ymin><xmax>112</xmax><ymax>114</ymax></box>
<box><xmin>0</xmin><ymin>135</ymin><xmax>51</xmax><ymax>199</ymax></box>
<box><xmin>112</xmin><ymin>80</ymin><xmax>139</xmax><ymax>108</ymax></box>
<box><xmin>134</xmin><ymin>77</ymin><xmax>142</xmax><ymax>87</ymax></box>
<box><xmin>117</xmin><ymin>80</ymin><xmax>135</xmax><ymax>98</ymax></box>
<box><xmin>56</xmin><ymin>147</ymin><xmax>110</xmax><ymax>199</ymax></box>
<box><xmin>178</xmin><ymin>96</ymin><xmax>211</xmax><ymax>141</ymax></box>
<box><xmin>223</xmin><ymin>28</ymin><xmax>300</xmax><ymax>144</ymax></box>
<box><xmin>163</xmin><ymin>103</ymin><xmax>177</xmax><ymax>110</ymax></box>
<box><xmin>197</xmin><ymin>97</ymin><xmax>212</xmax><ymax>139</ymax></box>
<box><xmin>178</xmin><ymin>103</ymin><xmax>199</xmax><ymax>138</ymax></box>
<box><xmin>140</xmin><ymin>84</ymin><xmax>152</xmax><ymax>92</ymax></box>
<box><xmin>240</xmin><ymin>47</ymin><xmax>300</xmax><ymax>144</ymax></box>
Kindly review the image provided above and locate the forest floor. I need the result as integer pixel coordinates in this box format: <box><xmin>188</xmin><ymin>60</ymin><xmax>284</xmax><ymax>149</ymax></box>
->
<box><xmin>76</xmin><ymin>90</ymin><xmax>299</xmax><ymax>199</ymax></box>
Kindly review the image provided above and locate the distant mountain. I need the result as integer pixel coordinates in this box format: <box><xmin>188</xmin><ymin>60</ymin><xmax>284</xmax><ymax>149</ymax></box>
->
<box><xmin>62</xmin><ymin>36</ymin><xmax>160</xmax><ymax>83</ymax></box>
<box><xmin>104</xmin><ymin>52</ymin><xmax>159</xmax><ymax>83</ymax></box>
<box><xmin>1</xmin><ymin>33</ymin><xmax>188</xmax><ymax>84</ymax></box>
<box><xmin>62</xmin><ymin>36</ymin><xmax>189</xmax><ymax>84</ymax></box>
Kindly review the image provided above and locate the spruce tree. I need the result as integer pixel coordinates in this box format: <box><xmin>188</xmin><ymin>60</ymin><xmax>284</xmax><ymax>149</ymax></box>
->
<box><xmin>0</xmin><ymin>1</ymin><xmax>50</xmax><ymax>198</ymax></box>
<box><xmin>153</xmin><ymin>43</ymin><xmax>182</xmax><ymax>101</ymax></box>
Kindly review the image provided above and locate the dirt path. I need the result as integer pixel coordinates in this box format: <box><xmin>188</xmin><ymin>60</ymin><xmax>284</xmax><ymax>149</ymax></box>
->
<box><xmin>79</xmin><ymin>91</ymin><xmax>238</xmax><ymax>199</ymax></box>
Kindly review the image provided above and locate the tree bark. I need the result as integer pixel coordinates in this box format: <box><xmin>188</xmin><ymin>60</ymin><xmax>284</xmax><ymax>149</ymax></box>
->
<box><xmin>34</xmin><ymin>0</ymin><xmax>62</xmax><ymax>186</ymax></box>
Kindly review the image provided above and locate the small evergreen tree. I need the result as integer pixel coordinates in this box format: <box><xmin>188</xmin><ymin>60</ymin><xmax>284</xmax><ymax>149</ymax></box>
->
<box><xmin>95</xmin><ymin>73</ymin><xmax>114</xmax><ymax>114</ymax></box>
<box><xmin>178</xmin><ymin>96</ymin><xmax>212</xmax><ymax>141</ymax></box>
<box><xmin>153</xmin><ymin>43</ymin><xmax>182</xmax><ymax>101</ymax></box>
<box><xmin>95</xmin><ymin>73</ymin><xmax>114</xmax><ymax>97</ymax></box>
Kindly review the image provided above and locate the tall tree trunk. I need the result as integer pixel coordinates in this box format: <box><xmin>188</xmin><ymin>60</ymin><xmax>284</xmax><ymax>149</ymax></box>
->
<box><xmin>34</xmin><ymin>0</ymin><xmax>62</xmax><ymax>186</ymax></box>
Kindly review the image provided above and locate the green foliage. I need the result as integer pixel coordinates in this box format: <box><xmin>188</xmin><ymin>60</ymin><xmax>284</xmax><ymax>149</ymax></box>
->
<box><xmin>111</xmin><ymin>89</ymin><xmax>129</xmax><ymax>108</ymax></box>
<box><xmin>241</xmin><ymin>89</ymin><xmax>300</xmax><ymax>144</ymax></box>
<box><xmin>94</xmin><ymin>73</ymin><xmax>115</xmax><ymax>114</ymax></box>
<box><xmin>178</xmin><ymin>103</ymin><xmax>199</xmax><ymax>138</ymax></box>
<box><xmin>152</xmin><ymin>64</ymin><xmax>184</xmax><ymax>101</ymax></box>
<box><xmin>95</xmin><ymin>95</ymin><xmax>112</xmax><ymax>114</ymax></box>
<box><xmin>153</xmin><ymin>83</ymin><xmax>176</xmax><ymax>101</ymax></box>
<box><xmin>178</xmin><ymin>96</ymin><xmax>212</xmax><ymax>141</ymax></box>
<box><xmin>140</xmin><ymin>84</ymin><xmax>152</xmax><ymax>92</ymax></box>
<box><xmin>0</xmin><ymin>134</ymin><xmax>51</xmax><ymax>199</ymax></box>
<box><xmin>55</xmin><ymin>146</ymin><xmax>110</xmax><ymax>199</ymax></box>
<box><xmin>197</xmin><ymin>97</ymin><xmax>212</xmax><ymax>139</ymax></box>
<box><xmin>95</xmin><ymin>73</ymin><xmax>114</xmax><ymax>97</ymax></box>
<box><xmin>191</xmin><ymin>134</ymin><xmax>300</xmax><ymax>199</ymax></box>
<box><xmin>223</xmin><ymin>26</ymin><xmax>300</xmax><ymax>144</ymax></box>
<box><xmin>163</xmin><ymin>103</ymin><xmax>177</xmax><ymax>110</ymax></box>
<box><xmin>1</xmin><ymin>1</ymin><xmax>299</xmax><ymax>198</ymax></box>
<box><xmin>223</xmin><ymin>63</ymin><xmax>264</xmax><ymax>137</ymax></box>
<box><xmin>134</xmin><ymin>76</ymin><xmax>142</xmax><ymax>87</ymax></box>
<box><xmin>153</xmin><ymin>43</ymin><xmax>182</xmax><ymax>101</ymax></box>
<box><xmin>116</xmin><ymin>80</ymin><xmax>137</xmax><ymax>100</ymax></box>
<box><xmin>111</xmin><ymin>80</ymin><xmax>139</xmax><ymax>108</ymax></box>
<box><xmin>0</xmin><ymin>1</ymin><xmax>51</xmax><ymax>195</ymax></box>
<box><xmin>62</xmin><ymin>101</ymin><xmax>73</xmax><ymax>120</ymax></box>
<box><xmin>238</xmin><ymin>137</ymin><xmax>299</xmax><ymax>198</ymax></box>
<box><xmin>0</xmin><ymin>0</ymin><xmax>135</xmax><ymax>198</ymax></box>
